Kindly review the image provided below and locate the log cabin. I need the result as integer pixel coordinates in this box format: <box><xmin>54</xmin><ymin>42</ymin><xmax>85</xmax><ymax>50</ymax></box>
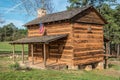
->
<box><xmin>10</xmin><ymin>5</ymin><xmax>107</xmax><ymax>70</ymax></box>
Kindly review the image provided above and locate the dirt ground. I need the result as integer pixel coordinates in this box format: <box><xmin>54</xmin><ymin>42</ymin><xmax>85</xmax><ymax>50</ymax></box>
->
<box><xmin>0</xmin><ymin>54</ymin><xmax>120</xmax><ymax>78</ymax></box>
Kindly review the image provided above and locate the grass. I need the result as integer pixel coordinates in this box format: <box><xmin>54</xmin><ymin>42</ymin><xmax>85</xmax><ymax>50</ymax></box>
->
<box><xmin>0</xmin><ymin>42</ymin><xmax>120</xmax><ymax>80</ymax></box>
<box><xmin>0</xmin><ymin>42</ymin><xmax>28</xmax><ymax>54</ymax></box>
<box><xmin>108</xmin><ymin>63</ymin><xmax>120</xmax><ymax>70</ymax></box>
<box><xmin>112</xmin><ymin>65</ymin><xmax>120</xmax><ymax>70</ymax></box>
<box><xmin>0</xmin><ymin>70</ymin><xmax>118</xmax><ymax>80</ymax></box>
<box><xmin>0</xmin><ymin>57</ymin><xmax>120</xmax><ymax>80</ymax></box>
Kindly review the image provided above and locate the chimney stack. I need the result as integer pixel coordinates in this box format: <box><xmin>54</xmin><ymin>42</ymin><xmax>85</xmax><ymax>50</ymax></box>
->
<box><xmin>37</xmin><ymin>8</ymin><xmax>46</xmax><ymax>17</ymax></box>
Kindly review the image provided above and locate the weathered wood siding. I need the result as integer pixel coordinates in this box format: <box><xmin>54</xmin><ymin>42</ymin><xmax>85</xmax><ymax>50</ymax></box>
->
<box><xmin>28</xmin><ymin>26</ymin><xmax>43</xmax><ymax>37</ymax></box>
<box><xmin>28</xmin><ymin>22</ymin><xmax>73</xmax><ymax>65</ymax></box>
<box><xmin>28</xmin><ymin>44</ymin><xmax>43</xmax><ymax>61</ymax></box>
<box><xmin>46</xmin><ymin>23</ymin><xmax>73</xmax><ymax>65</ymax></box>
<box><xmin>73</xmin><ymin>23</ymin><xmax>104</xmax><ymax>65</ymax></box>
<box><xmin>76</xmin><ymin>8</ymin><xmax>105</xmax><ymax>25</ymax></box>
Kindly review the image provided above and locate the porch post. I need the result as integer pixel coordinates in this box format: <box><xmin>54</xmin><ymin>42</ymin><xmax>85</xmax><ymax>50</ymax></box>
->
<box><xmin>22</xmin><ymin>44</ymin><xmax>24</xmax><ymax>63</ymax></box>
<box><xmin>31</xmin><ymin>44</ymin><xmax>34</xmax><ymax>64</ymax></box>
<box><xmin>105</xmin><ymin>42</ymin><xmax>109</xmax><ymax>69</ymax></box>
<box><xmin>13</xmin><ymin>44</ymin><xmax>15</xmax><ymax>62</ymax></box>
<box><xmin>43</xmin><ymin>43</ymin><xmax>46</xmax><ymax>67</ymax></box>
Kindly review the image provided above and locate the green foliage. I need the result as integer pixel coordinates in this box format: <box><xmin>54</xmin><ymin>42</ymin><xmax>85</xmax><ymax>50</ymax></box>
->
<box><xmin>67</xmin><ymin>0</ymin><xmax>117</xmax><ymax>9</ymax></box>
<box><xmin>9</xmin><ymin>62</ymin><xmax>20</xmax><ymax>70</ymax></box>
<box><xmin>0</xmin><ymin>23</ymin><xmax>27</xmax><ymax>41</ymax></box>
<box><xmin>108</xmin><ymin>64</ymin><xmax>120</xmax><ymax>70</ymax></box>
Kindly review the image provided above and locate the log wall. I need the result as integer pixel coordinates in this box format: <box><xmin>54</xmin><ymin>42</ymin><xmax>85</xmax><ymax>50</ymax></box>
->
<box><xmin>27</xmin><ymin>8</ymin><xmax>105</xmax><ymax>67</ymax></box>
<box><xmin>28</xmin><ymin>44</ymin><xmax>43</xmax><ymax>61</ymax></box>
<box><xmin>28</xmin><ymin>22</ymin><xmax>73</xmax><ymax>65</ymax></box>
<box><xmin>28</xmin><ymin>26</ymin><xmax>43</xmax><ymax>37</ymax></box>
<box><xmin>76</xmin><ymin>8</ymin><xmax>105</xmax><ymax>24</ymax></box>
<box><xmin>73</xmin><ymin>23</ymin><xmax>104</xmax><ymax>65</ymax></box>
<box><xmin>46</xmin><ymin>23</ymin><xmax>73</xmax><ymax>65</ymax></box>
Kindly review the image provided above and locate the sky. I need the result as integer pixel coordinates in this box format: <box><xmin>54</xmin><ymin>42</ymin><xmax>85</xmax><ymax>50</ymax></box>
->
<box><xmin>0</xmin><ymin>0</ymin><xmax>69</xmax><ymax>28</ymax></box>
<box><xmin>1</xmin><ymin>0</ymin><xmax>119</xmax><ymax>29</ymax></box>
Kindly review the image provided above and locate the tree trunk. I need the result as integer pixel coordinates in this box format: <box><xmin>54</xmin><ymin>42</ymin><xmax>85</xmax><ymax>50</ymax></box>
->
<box><xmin>108</xmin><ymin>42</ymin><xmax>111</xmax><ymax>55</ymax></box>
<box><xmin>117</xmin><ymin>44</ymin><xmax>120</xmax><ymax>58</ymax></box>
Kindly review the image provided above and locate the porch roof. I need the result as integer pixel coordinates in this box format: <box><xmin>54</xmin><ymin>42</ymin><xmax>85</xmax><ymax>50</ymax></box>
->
<box><xmin>9</xmin><ymin>34</ymin><xmax>68</xmax><ymax>44</ymax></box>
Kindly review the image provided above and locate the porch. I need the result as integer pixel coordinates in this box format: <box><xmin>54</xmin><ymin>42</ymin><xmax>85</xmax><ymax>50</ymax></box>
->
<box><xmin>19</xmin><ymin>59</ymin><xmax>67</xmax><ymax>70</ymax></box>
<box><xmin>9</xmin><ymin>34</ymin><xmax>68</xmax><ymax>69</ymax></box>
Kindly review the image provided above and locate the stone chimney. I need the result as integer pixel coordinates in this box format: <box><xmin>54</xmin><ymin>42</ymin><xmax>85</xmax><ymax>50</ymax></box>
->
<box><xmin>37</xmin><ymin>8</ymin><xmax>46</xmax><ymax>17</ymax></box>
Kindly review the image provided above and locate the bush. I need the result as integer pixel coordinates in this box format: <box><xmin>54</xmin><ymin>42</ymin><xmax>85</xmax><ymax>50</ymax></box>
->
<box><xmin>108</xmin><ymin>63</ymin><xmax>114</xmax><ymax>68</ymax></box>
<box><xmin>9</xmin><ymin>62</ymin><xmax>21</xmax><ymax>70</ymax></box>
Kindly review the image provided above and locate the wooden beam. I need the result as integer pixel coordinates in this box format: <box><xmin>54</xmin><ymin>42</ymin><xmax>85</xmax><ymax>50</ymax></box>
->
<box><xmin>43</xmin><ymin>43</ymin><xmax>46</xmax><ymax>67</ymax></box>
<box><xmin>13</xmin><ymin>44</ymin><xmax>15</xmax><ymax>62</ymax></box>
<box><xmin>106</xmin><ymin>42</ymin><xmax>109</xmax><ymax>54</ymax></box>
<box><xmin>31</xmin><ymin>44</ymin><xmax>34</xmax><ymax>64</ymax></box>
<box><xmin>105</xmin><ymin>42</ymin><xmax>109</xmax><ymax>69</ymax></box>
<box><xmin>22</xmin><ymin>44</ymin><xmax>24</xmax><ymax>63</ymax></box>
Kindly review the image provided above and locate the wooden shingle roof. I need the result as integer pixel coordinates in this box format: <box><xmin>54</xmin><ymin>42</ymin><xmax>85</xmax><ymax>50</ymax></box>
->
<box><xmin>25</xmin><ymin>5</ymin><xmax>106</xmax><ymax>26</ymax></box>
<box><xmin>9</xmin><ymin>34</ymin><xmax>68</xmax><ymax>44</ymax></box>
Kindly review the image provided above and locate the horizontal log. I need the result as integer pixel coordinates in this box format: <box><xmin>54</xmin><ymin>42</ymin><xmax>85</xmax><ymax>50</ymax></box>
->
<box><xmin>62</xmin><ymin>49</ymin><xmax>73</xmax><ymax>52</ymax></box>
<box><xmin>63</xmin><ymin>46</ymin><xmax>73</xmax><ymax>50</ymax></box>
<box><xmin>73</xmin><ymin>39</ymin><xmax>103</xmax><ymax>43</ymax></box>
<box><xmin>73</xmin><ymin>29</ymin><xmax>103</xmax><ymax>34</ymax></box>
<box><xmin>73</xmin><ymin>33</ymin><xmax>103</xmax><ymax>36</ymax></box>
<box><xmin>73</xmin><ymin>37</ymin><xmax>103</xmax><ymax>41</ymax></box>
<box><xmin>74</xmin><ymin>47</ymin><xmax>103</xmax><ymax>52</ymax></box>
<box><xmin>73</xmin><ymin>57</ymin><xmax>104</xmax><ymax>65</ymax></box>
<box><xmin>73</xmin><ymin>43</ymin><xmax>103</xmax><ymax>48</ymax></box>
<box><xmin>74</xmin><ymin>50</ymin><xmax>104</xmax><ymax>56</ymax></box>
<box><xmin>48</xmin><ymin>32</ymin><xmax>71</xmax><ymax>35</ymax></box>
<box><xmin>50</xmin><ymin>54</ymin><xmax>72</xmax><ymax>58</ymax></box>
<box><xmin>47</xmin><ymin>28</ymin><xmax>72</xmax><ymax>33</ymax></box>
<box><xmin>74</xmin><ymin>23</ymin><xmax>103</xmax><ymax>29</ymax></box>
<box><xmin>47</xmin><ymin>27</ymin><xmax>71</xmax><ymax>30</ymax></box>
<box><xmin>50</xmin><ymin>45</ymin><xmax>73</xmax><ymax>50</ymax></box>
<box><xmin>73</xmin><ymin>54</ymin><xmax>104</xmax><ymax>60</ymax></box>
<box><xmin>50</xmin><ymin>53</ymin><xmax>72</xmax><ymax>56</ymax></box>
<box><xmin>73</xmin><ymin>33</ymin><xmax>103</xmax><ymax>37</ymax></box>
<box><xmin>78</xmin><ymin>18</ymin><xmax>104</xmax><ymax>24</ymax></box>
<box><xmin>49</xmin><ymin>55</ymin><xmax>72</xmax><ymax>59</ymax></box>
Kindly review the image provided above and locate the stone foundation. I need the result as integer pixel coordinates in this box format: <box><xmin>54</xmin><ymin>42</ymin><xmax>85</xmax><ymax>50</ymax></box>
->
<box><xmin>84</xmin><ymin>65</ymin><xmax>92</xmax><ymax>71</ymax></box>
<box><xmin>68</xmin><ymin>61</ymin><xmax>104</xmax><ymax>70</ymax></box>
<box><xmin>68</xmin><ymin>65</ymin><xmax>78</xmax><ymax>70</ymax></box>
<box><xmin>95</xmin><ymin>62</ymin><xmax>104</xmax><ymax>70</ymax></box>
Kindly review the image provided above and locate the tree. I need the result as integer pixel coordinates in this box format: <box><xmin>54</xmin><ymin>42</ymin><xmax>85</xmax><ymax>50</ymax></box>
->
<box><xmin>12</xmin><ymin>0</ymin><xmax>54</xmax><ymax>16</ymax></box>
<box><xmin>113</xmin><ymin>5</ymin><xmax>120</xmax><ymax>57</ymax></box>
<box><xmin>0</xmin><ymin>23</ymin><xmax>27</xmax><ymax>41</ymax></box>
<box><xmin>0</xmin><ymin>27</ymin><xmax>4</xmax><ymax>41</ymax></box>
<box><xmin>67</xmin><ymin>0</ymin><xmax>117</xmax><ymax>11</ymax></box>
<box><xmin>2</xmin><ymin>23</ymin><xmax>15</xmax><ymax>41</ymax></box>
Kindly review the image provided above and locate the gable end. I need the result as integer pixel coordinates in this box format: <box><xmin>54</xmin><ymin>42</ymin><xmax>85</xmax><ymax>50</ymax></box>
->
<box><xmin>72</xmin><ymin>7</ymin><xmax>107</xmax><ymax>25</ymax></box>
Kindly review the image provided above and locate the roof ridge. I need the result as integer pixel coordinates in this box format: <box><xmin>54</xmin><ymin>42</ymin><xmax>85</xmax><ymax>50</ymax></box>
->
<box><xmin>24</xmin><ymin>5</ymin><xmax>93</xmax><ymax>26</ymax></box>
